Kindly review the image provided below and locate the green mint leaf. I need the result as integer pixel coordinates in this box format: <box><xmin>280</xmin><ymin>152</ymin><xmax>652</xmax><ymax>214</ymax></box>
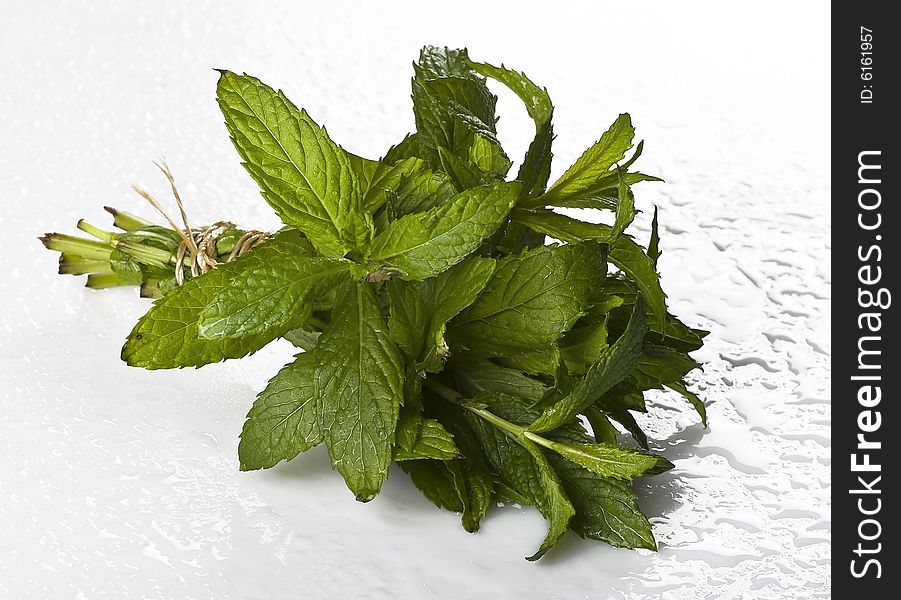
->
<box><xmin>429</xmin><ymin>400</ymin><xmax>496</xmax><ymax>532</ymax></box>
<box><xmin>599</xmin><ymin>402</ymin><xmax>650</xmax><ymax>449</ymax></box>
<box><xmin>388</xmin><ymin>256</ymin><xmax>496</xmax><ymax>371</ymax></box>
<box><xmin>238</xmin><ymin>352</ymin><xmax>320</xmax><ymax>470</ymax></box>
<box><xmin>528</xmin><ymin>300</ymin><xmax>647</xmax><ymax>433</ymax></box>
<box><xmin>314</xmin><ymin>281</ymin><xmax>405</xmax><ymax>501</ymax></box>
<box><xmin>465</xmin><ymin>408</ymin><xmax>574</xmax><ymax>560</ymax></box>
<box><xmin>496</xmin><ymin>346</ymin><xmax>561</xmax><ymax>376</ymax></box>
<box><xmin>548</xmin><ymin>454</ymin><xmax>656</xmax><ymax>550</ymax></box>
<box><xmin>584</xmin><ymin>406</ymin><xmax>619</xmax><ymax>444</ymax></box>
<box><xmin>610</xmin><ymin>169</ymin><xmax>636</xmax><ymax>241</ymax></box>
<box><xmin>648</xmin><ymin>205</ymin><xmax>661</xmax><ymax>267</ymax></box>
<box><xmin>197</xmin><ymin>231</ymin><xmax>350</xmax><ymax>339</ymax></box>
<box><xmin>394</xmin><ymin>418</ymin><xmax>459</xmax><ymax>461</ymax></box>
<box><xmin>121</xmin><ymin>238</ymin><xmax>297</xmax><ymax>369</ymax></box>
<box><xmin>412</xmin><ymin>75</ymin><xmax>502</xmax><ymax>166</ymax></box>
<box><xmin>523</xmin><ymin>432</ymin><xmax>659</xmax><ymax>480</ymax></box>
<box><xmin>632</xmin><ymin>344</ymin><xmax>701</xmax><ymax>390</ymax></box>
<box><xmin>437</xmin><ymin>147</ymin><xmax>494</xmax><ymax>190</ymax></box>
<box><xmin>648</xmin><ymin>312</ymin><xmax>706</xmax><ymax>351</ymax></box>
<box><xmin>666</xmin><ymin>381</ymin><xmax>708</xmax><ymax>427</ymax></box>
<box><xmin>453</xmin><ymin>358</ymin><xmax>550</xmax><ymax>401</ymax></box>
<box><xmin>468</xmin><ymin>134</ymin><xmax>512</xmax><ymax>177</ymax></box>
<box><xmin>534</xmin><ymin>141</ymin><xmax>661</xmax><ymax>210</ymax></box>
<box><xmin>362</xmin><ymin>157</ymin><xmax>427</xmax><ymax>214</ymax></box>
<box><xmin>560</xmin><ymin>318</ymin><xmax>609</xmax><ymax>374</ymax></box>
<box><xmin>609</xmin><ymin>236</ymin><xmax>667</xmax><ymax>326</ymax></box>
<box><xmin>366</xmin><ymin>182</ymin><xmax>520</xmax><ymax>280</ymax></box>
<box><xmin>216</xmin><ymin>71</ymin><xmax>370</xmax><ymax>255</ymax></box>
<box><xmin>541</xmin><ymin>418</ymin><xmax>658</xmax><ymax>548</ymax></box>
<box><xmin>451</xmin><ymin>242</ymin><xmax>606</xmax><ymax>356</ymax></box>
<box><xmin>401</xmin><ymin>459</ymin><xmax>466</xmax><ymax>512</ymax></box>
<box><xmin>385</xmin><ymin>167</ymin><xmax>457</xmax><ymax>218</ymax></box>
<box><xmin>283</xmin><ymin>326</ymin><xmax>321</xmax><ymax>351</ymax></box>
<box><xmin>468</xmin><ymin>60</ymin><xmax>554</xmax><ymax>196</ymax></box>
<box><xmin>347</xmin><ymin>151</ymin><xmax>380</xmax><ymax>194</ymax></box>
<box><xmin>415</xmin><ymin>46</ymin><xmax>477</xmax><ymax>79</ymax></box>
<box><xmin>511</xmin><ymin>208</ymin><xmax>615</xmax><ymax>244</ymax></box>
<box><xmin>544</xmin><ymin>114</ymin><xmax>635</xmax><ymax>203</ymax></box>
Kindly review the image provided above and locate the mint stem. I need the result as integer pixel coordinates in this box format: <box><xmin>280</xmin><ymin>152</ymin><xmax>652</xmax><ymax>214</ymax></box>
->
<box><xmin>423</xmin><ymin>378</ymin><xmax>526</xmax><ymax>437</ymax></box>
<box><xmin>77</xmin><ymin>220</ymin><xmax>117</xmax><ymax>244</ymax></box>
<box><xmin>104</xmin><ymin>206</ymin><xmax>154</xmax><ymax>231</ymax></box>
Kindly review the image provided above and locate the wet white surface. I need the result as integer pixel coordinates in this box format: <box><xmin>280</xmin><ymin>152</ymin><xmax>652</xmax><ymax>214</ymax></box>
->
<box><xmin>0</xmin><ymin>1</ymin><xmax>830</xmax><ymax>598</ymax></box>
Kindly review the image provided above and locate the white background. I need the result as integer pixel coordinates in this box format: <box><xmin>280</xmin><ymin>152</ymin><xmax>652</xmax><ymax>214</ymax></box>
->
<box><xmin>0</xmin><ymin>1</ymin><xmax>830</xmax><ymax>598</ymax></box>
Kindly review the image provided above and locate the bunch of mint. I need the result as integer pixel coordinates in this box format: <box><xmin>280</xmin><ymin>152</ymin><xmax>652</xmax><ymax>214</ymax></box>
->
<box><xmin>41</xmin><ymin>46</ymin><xmax>707</xmax><ymax>560</ymax></box>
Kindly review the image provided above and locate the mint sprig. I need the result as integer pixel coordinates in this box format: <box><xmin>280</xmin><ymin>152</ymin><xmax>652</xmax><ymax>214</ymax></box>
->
<box><xmin>40</xmin><ymin>46</ymin><xmax>709</xmax><ymax>560</ymax></box>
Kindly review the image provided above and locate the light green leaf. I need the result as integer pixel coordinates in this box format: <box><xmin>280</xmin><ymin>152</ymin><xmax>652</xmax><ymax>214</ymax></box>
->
<box><xmin>469</xmin><ymin>134</ymin><xmax>512</xmax><ymax>177</ymax></box>
<box><xmin>451</xmin><ymin>242</ymin><xmax>606</xmax><ymax>356</ymax></box>
<box><xmin>497</xmin><ymin>346</ymin><xmax>561</xmax><ymax>376</ymax></box>
<box><xmin>544</xmin><ymin>114</ymin><xmax>635</xmax><ymax>203</ymax></box>
<box><xmin>283</xmin><ymin>327</ymin><xmax>320</xmax><ymax>351</ymax></box>
<box><xmin>437</xmin><ymin>146</ymin><xmax>493</xmax><ymax>191</ymax></box>
<box><xmin>238</xmin><ymin>352</ymin><xmax>320</xmax><ymax>470</ymax></box>
<box><xmin>217</xmin><ymin>71</ymin><xmax>370</xmax><ymax>255</ymax></box>
<box><xmin>537</xmin><ymin>141</ymin><xmax>661</xmax><ymax>210</ymax></box>
<box><xmin>314</xmin><ymin>281</ymin><xmax>405</xmax><ymax>501</ymax></box>
<box><xmin>610</xmin><ymin>169</ymin><xmax>636</xmax><ymax>242</ymax></box>
<box><xmin>584</xmin><ymin>406</ymin><xmax>619</xmax><ymax>444</ymax></box>
<box><xmin>528</xmin><ymin>300</ymin><xmax>647</xmax><ymax>433</ymax></box>
<box><xmin>367</xmin><ymin>182</ymin><xmax>520</xmax><ymax>280</ymax></box>
<box><xmin>197</xmin><ymin>231</ymin><xmax>350</xmax><ymax>339</ymax></box>
<box><xmin>347</xmin><ymin>152</ymin><xmax>380</xmax><ymax>193</ymax></box>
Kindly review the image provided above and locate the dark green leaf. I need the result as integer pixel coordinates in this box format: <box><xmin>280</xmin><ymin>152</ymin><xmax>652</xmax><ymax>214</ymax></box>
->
<box><xmin>609</xmin><ymin>236</ymin><xmax>667</xmax><ymax>326</ymax></box>
<box><xmin>451</xmin><ymin>242</ymin><xmax>606</xmax><ymax>356</ymax></box>
<box><xmin>465</xmin><ymin>409</ymin><xmax>574</xmax><ymax>560</ymax></box>
<box><xmin>401</xmin><ymin>460</ymin><xmax>465</xmax><ymax>512</ymax></box>
<box><xmin>548</xmin><ymin>454</ymin><xmax>656</xmax><ymax>550</ymax></box>
<box><xmin>666</xmin><ymin>381</ymin><xmax>708</xmax><ymax>427</ymax></box>
<box><xmin>528</xmin><ymin>300</ymin><xmax>646</xmax><ymax>433</ymax></box>
<box><xmin>648</xmin><ymin>205</ymin><xmax>661</xmax><ymax>267</ymax></box>
<box><xmin>388</xmin><ymin>256</ymin><xmax>496</xmax><ymax>371</ymax></box>
<box><xmin>394</xmin><ymin>418</ymin><xmax>459</xmax><ymax>461</ymax></box>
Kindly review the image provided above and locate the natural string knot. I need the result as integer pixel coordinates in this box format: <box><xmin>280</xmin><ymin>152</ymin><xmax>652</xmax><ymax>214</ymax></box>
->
<box><xmin>132</xmin><ymin>159</ymin><xmax>270</xmax><ymax>285</ymax></box>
